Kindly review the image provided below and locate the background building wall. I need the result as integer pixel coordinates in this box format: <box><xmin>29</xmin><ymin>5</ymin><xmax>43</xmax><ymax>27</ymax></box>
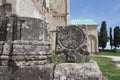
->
<box><xmin>48</xmin><ymin>0</ymin><xmax>70</xmax><ymax>51</ymax></box>
<box><xmin>48</xmin><ymin>0</ymin><xmax>69</xmax><ymax>30</ymax></box>
<box><xmin>0</xmin><ymin>0</ymin><xmax>69</xmax><ymax>28</ymax></box>
<box><xmin>0</xmin><ymin>0</ymin><xmax>47</xmax><ymax>19</ymax></box>
<box><xmin>88</xmin><ymin>25</ymin><xmax>99</xmax><ymax>53</ymax></box>
<box><xmin>15</xmin><ymin>0</ymin><xmax>42</xmax><ymax>19</ymax></box>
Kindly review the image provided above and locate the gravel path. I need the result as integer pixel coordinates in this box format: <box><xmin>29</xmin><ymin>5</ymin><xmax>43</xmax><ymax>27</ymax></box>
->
<box><xmin>93</xmin><ymin>55</ymin><xmax>120</xmax><ymax>68</ymax></box>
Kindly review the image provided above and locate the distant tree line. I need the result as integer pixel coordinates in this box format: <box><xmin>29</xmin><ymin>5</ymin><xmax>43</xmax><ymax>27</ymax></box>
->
<box><xmin>98</xmin><ymin>21</ymin><xmax>120</xmax><ymax>51</ymax></box>
<box><xmin>113</xmin><ymin>26</ymin><xmax>120</xmax><ymax>51</ymax></box>
<box><xmin>99</xmin><ymin>21</ymin><xmax>108</xmax><ymax>50</ymax></box>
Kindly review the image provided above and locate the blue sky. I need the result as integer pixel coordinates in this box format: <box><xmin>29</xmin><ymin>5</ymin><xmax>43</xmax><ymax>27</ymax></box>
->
<box><xmin>70</xmin><ymin>0</ymin><xmax>120</xmax><ymax>30</ymax></box>
<box><xmin>70</xmin><ymin>0</ymin><xmax>120</xmax><ymax>49</ymax></box>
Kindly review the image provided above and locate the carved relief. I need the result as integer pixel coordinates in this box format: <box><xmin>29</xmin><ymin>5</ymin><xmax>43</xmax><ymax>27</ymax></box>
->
<box><xmin>57</xmin><ymin>26</ymin><xmax>84</xmax><ymax>49</ymax></box>
<box><xmin>56</xmin><ymin>25</ymin><xmax>90</xmax><ymax>62</ymax></box>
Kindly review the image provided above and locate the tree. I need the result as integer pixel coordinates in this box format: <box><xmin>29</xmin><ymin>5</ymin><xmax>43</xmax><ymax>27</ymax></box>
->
<box><xmin>113</xmin><ymin>26</ymin><xmax>120</xmax><ymax>51</ymax></box>
<box><xmin>99</xmin><ymin>21</ymin><xmax>108</xmax><ymax>50</ymax></box>
<box><xmin>98</xmin><ymin>31</ymin><xmax>101</xmax><ymax>47</ymax></box>
<box><xmin>109</xmin><ymin>27</ymin><xmax>113</xmax><ymax>50</ymax></box>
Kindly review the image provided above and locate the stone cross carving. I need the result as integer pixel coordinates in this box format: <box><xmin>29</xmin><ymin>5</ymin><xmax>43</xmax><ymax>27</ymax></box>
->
<box><xmin>56</xmin><ymin>25</ymin><xmax>90</xmax><ymax>62</ymax></box>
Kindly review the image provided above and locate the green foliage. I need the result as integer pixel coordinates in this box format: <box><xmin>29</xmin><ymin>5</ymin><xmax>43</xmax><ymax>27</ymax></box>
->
<box><xmin>110</xmin><ymin>27</ymin><xmax>113</xmax><ymax>50</ymax></box>
<box><xmin>98</xmin><ymin>31</ymin><xmax>101</xmax><ymax>47</ymax></box>
<box><xmin>75</xmin><ymin>60</ymin><xmax>85</xmax><ymax>63</ymax></box>
<box><xmin>92</xmin><ymin>56</ymin><xmax>120</xmax><ymax>80</ymax></box>
<box><xmin>99</xmin><ymin>21</ymin><xmax>108</xmax><ymax>49</ymax></box>
<box><xmin>113</xmin><ymin>26</ymin><xmax>120</xmax><ymax>50</ymax></box>
<box><xmin>51</xmin><ymin>53</ymin><xmax>65</xmax><ymax>64</ymax></box>
<box><xmin>51</xmin><ymin>53</ymin><xmax>85</xmax><ymax>64</ymax></box>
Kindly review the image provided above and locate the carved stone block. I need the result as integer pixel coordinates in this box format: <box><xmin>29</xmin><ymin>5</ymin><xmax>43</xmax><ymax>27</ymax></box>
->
<box><xmin>56</xmin><ymin>25</ymin><xmax>90</xmax><ymax>62</ymax></box>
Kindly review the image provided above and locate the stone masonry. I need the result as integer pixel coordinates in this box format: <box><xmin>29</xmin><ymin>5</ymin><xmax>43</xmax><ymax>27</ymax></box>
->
<box><xmin>0</xmin><ymin>16</ymin><xmax>51</xmax><ymax>67</ymax></box>
<box><xmin>55</xmin><ymin>25</ymin><xmax>90</xmax><ymax>62</ymax></box>
<box><xmin>0</xmin><ymin>0</ymin><xmax>70</xmax><ymax>51</ymax></box>
<box><xmin>0</xmin><ymin>61</ymin><xmax>107</xmax><ymax>80</ymax></box>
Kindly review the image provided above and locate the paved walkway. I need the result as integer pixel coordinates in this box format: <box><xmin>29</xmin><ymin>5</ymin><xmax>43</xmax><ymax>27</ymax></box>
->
<box><xmin>93</xmin><ymin>55</ymin><xmax>120</xmax><ymax>68</ymax></box>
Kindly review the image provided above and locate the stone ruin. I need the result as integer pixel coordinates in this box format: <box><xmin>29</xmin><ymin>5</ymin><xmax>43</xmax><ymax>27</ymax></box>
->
<box><xmin>0</xmin><ymin>16</ymin><xmax>106</xmax><ymax>80</ymax></box>
<box><xmin>55</xmin><ymin>25</ymin><xmax>90</xmax><ymax>62</ymax></box>
<box><xmin>0</xmin><ymin>15</ymin><xmax>51</xmax><ymax>67</ymax></box>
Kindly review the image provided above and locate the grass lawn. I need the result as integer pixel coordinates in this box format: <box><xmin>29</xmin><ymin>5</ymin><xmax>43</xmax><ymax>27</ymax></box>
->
<box><xmin>91</xmin><ymin>56</ymin><xmax>120</xmax><ymax>80</ymax></box>
<box><xmin>99</xmin><ymin>52</ymin><xmax>120</xmax><ymax>56</ymax></box>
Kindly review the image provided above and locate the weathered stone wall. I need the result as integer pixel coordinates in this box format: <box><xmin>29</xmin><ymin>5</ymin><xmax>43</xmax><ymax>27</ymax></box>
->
<box><xmin>0</xmin><ymin>16</ymin><xmax>51</xmax><ymax>67</ymax></box>
<box><xmin>0</xmin><ymin>0</ymin><xmax>46</xmax><ymax>19</ymax></box>
<box><xmin>0</xmin><ymin>16</ymin><xmax>50</xmax><ymax>41</ymax></box>
<box><xmin>0</xmin><ymin>0</ymin><xmax>2</xmax><ymax>6</ymax></box>
<box><xmin>15</xmin><ymin>0</ymin><xmax>43</xmax><ymax>19</ymax></box>
<box><xmin>0</xmin><ymin>0</ymin><xmax>70</xmax><ymax>51</ymax></box>
<box><xmin>0</xmin><ymin>6</ymin><xmax>5</xmax><ymax>17</ymax></box>
<box><xmin>49</xmin><ymin>0</ymin><xmax>69</xmax><ymax>30</ymax></box>
<box><xmin>0</xmin><ymin>0</ymin><xmax>69</xmax><ymax>25</ymax></box>
<box><xmin>0</xmin><ymin>61</ymin><xmax>107</xmax><ymax>80</ymax></box>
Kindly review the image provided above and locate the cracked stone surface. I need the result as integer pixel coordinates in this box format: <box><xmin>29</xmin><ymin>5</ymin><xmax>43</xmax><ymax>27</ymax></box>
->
<box><xmin>0</xmin><ymin>61</ymin><xmax>107</xmax><ymax>80</ymax></box>
<box><xmin>54</xmin><ymin>61</ymin><xmax>107</xmax><ymax>80</ymax></box>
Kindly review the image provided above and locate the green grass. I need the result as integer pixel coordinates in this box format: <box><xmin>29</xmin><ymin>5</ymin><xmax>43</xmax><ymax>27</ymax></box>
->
<box><xmin>51</xmin><ymin>53</ymin><xmax>85</xmax><ymax>64</ymax></box>
<box><xmin>91</xmin><ymin>56</ymin><xmax>120</xmax><ymax>80</ymax></box>
<box><xmin>51</xmin><ymin>53</ymin><xmax>65</xmax><ymax>64</ymax></box>
<box><xmin>99</xmin><ymin>52</ymin><xmax>120</xmax><ymax>56</ymax></box>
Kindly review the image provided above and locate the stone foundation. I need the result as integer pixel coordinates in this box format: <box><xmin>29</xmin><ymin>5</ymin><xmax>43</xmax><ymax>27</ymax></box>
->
<box><xmin>0</xmin><ymin>61</ymin><xmax>106</xmax><ymax>80</ymax></box>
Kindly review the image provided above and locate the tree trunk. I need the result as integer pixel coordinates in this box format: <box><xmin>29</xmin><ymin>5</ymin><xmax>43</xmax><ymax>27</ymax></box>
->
<box><xmin>115</xmin><ymin>47</ymin><xmax>117</xmax><ymax>52</ymax></box>
<box><xmin>111</xmin><ymin>46</ymin><xmax>112</xmax><ymax>51</ymax></box>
